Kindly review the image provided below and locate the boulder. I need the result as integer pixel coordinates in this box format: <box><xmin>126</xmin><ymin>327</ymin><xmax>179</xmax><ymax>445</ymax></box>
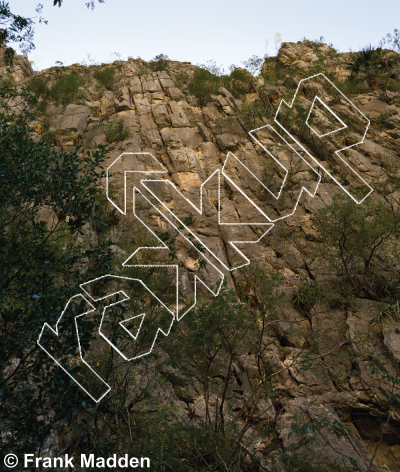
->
<box><xmin>160</xmin><ymin>127</ymin><xmax>204</xmax><ymax>150</ymax></box>
<box><xmin>129</xmin><ymin>77</ymin><xmax>142</xmax><ymax>94</ymax></box>
<box><xmin>133</xmin><ymin>95</ymin><xmax>151</xmax><ymax>115</ymax></box>
<box><xmin>141</xmin><ymin>76</ymin><xmax>163</xmax><ymax>93</ymax></box>
<box><xmin>167</xmin><ymin>87</ymin><xmax>185</xmax><ymax>102</ymax></box>
<box><xmin>169</xmin><ymin>101</ymin><xmax>191</xmax><ymax>127</ymax></box>
<box><xmin>151</xmin><ymin>102</ymin><xmax>172</xmax><ymax>128</ymax></box>
<box><xmin>56</xmin><ymin>104</ymin><xmax>90</xmax><ymax>132</ymax></box>
<box><xmin>159</xmin><ymin>77</ymin><xmax>175</xmax><ymax>89</ymax></box>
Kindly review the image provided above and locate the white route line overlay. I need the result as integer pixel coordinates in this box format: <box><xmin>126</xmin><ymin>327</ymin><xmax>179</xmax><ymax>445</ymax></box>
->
<box><xmin>125</xmin><ymin>187</ymin><xmax>225</xmax><ymax>320</ymax></box>
<box><xmin>37</xmin><ymin>294</ymin><xmax>111</xmax><ymax>403</ymax></box>
<box><xmin>80</xmin><ymin>276</ymin><xmax>175</xmax><ymax>360</ymax></box>
<box><xmin>38</xmin><ymin>72</ymin><xmax>373</xmax><ymax>402</ymax></box>
<box><xmin>273</xmin><ymin>72</ymin><xmax>373</xmax><ymax>204</ymax></box>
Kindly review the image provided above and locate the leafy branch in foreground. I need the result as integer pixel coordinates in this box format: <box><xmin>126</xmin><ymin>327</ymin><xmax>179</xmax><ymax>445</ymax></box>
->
<box><xmin>0</xmin><ymin>86</ymin><xmax>116</xmax><ymax>459</ymax></box>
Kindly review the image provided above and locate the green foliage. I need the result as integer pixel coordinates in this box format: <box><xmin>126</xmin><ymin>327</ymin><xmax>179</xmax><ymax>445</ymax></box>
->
<box><xmin>94</xmin><ymin>67</ymin><xmax>116</xmax><ymax>90</ymax></box>
<box><xmin>104</xmin><ymin>119</ymin><xmax>130</xmax><ymax>143</ymax></box>
<box><xmin>182</xmin><ymin>213</ymin><xmax>196</xmax><ymax>226</ymax></box>
<box><xmin>0</xmin><ymin>85</ymin><xmax>116</xmax><ymax>459</ymax></box>
<box><xmin>174</xmin><ymin>72</ymin><xmax>190</xmax><ymax>89</ymax></box>
<box><xmin>371</xmin><ymin>301</ymin><xmax>400</xmax><ymax>333</ymax></box>
<box><xmin>313</xmin><ymin>194</ymin><xmax>400</xmax><ymax>301</ymax></box>
<box><xmin>91</xmin><ymin>190</ymin><xmax>120</xmax><ymax>236</ymax></box>
<box><xmin>261</xmin><ymin>56</ymin><xmax>296</xmax><ymax>85</ymax></box>
<box><xmin>28</xmin><ymin>76</ymin><xmax>50</xmax><ymax>98</ymax></box>
<box><xmin>149</xmin><ymin>53</ymin><xmax>170</xmax><ymax>72</ymax></box>
<box><xmin>329</xmin><ymin>79</ymin><xmax>368</xmax><ymax>97</ymax></box>
<box><xmin>235</xmin><ymin>100</ymin><xmax>274</xmax><ymax>131</ymax></box>
<box><xmin>0</xmin><ymin>70</ymin><xmax>14</xmax><ymax>89</ymax></box>
<box><xmin>0</xmin><ymin>1</ymin><xmax>43</xmax><ymax>66</ymax></box>
<box><xmin>133</xmin><ymin>422</ymin><xmax>262</xmax><ymax>472</ymax></box>
<box><xmin>292</xmin><ymin>282</ymin><xmax>323</xmax><ymax>312</ymax></box>
<box><xmin>41</xmin><ymin>126</ymin><xmax>60</xmax><ymax>146</ymax></box>
<box><xmin>221</xmin><ymin>67</ymin><xmax>254</xmax><ymax>98</ymax></box>
<box><xmin>50</xmin><ymin>71</ymin><xmax>81</xmax><ymax>106</ymax></box>
<box><xmin>373</xmin><ymin>110</ymin><xmax>396</xmax><ymax>130</ymax></box>
<box><xmin>27</xmin><ymin>76</ymin><xmax>52</xmax><ymax>112</ymax></box>
<box><xmin>189</xmin><ymin>64</ymin><xmax>255</xmax><ymax>105</ymax></box>
<box><xmin>28</xmin><ymin>72</ymin><xmax>82</xmax><ymax>109</ymax></box>
<box><xmin>188</xmin><ymin>68</ymin><xmax>221</xmax><ymax>105</ymax></box>
<box><xmin>346</xmin><ymin>45</ymin><xmax>400</xmax><ymax>95</ymax></box>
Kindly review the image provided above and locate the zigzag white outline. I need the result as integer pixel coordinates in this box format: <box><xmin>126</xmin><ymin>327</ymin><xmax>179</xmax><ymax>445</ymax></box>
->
<box><xmin>141</xmin><ymin>171</ymin><xmax>274</xmax><ymax>272</ymax></box>
<box><xmin>38</xmin><ymin>72</ymin><xmax>374</xmax><ymax>402</ymax></box>
<box><xmin>305</xmin><ymin>95</ymin><xmax>347</xmax><ymax>138</ymax></box>
<box><xmin>37</xmin><ymin>294</ymin><xmax>111</xmax><ymax>403</ymax></box>
<box><xmin>223</xmin><ymin>141</ymin><xmax>321</xmax><ymax>223</ymax></box>
<box><xmin>124</xmin><ymin>187</ymin><xmax>225</xmax><ymax>321</ymax></box>
<box><xmin>80</xmin><ymin>277</ymin><xmax>175</xmax><ymax>362</ymax></box>
<box><xmin>273</xmin><ymin>72</ymin><xmax>373</xmax><ymax>204</ymax></box>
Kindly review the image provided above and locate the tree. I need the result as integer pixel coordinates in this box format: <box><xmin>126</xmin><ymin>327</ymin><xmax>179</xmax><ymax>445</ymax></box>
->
<box><xmin>0</xmin><ymin>86</ymin><xmax>116</xmax><ymax>459</ymax></box>
<box><xmin>380</xmin><ymin>28</ymin><xmax>400</xmax><ymax>53</ymax></box>
<box><xmin>0</xmin><ymin>0</ymin><xmax>105</xmax><ymax>66</ymax></box>
<box><xmin>53</xmin><ymin>0</ymin><xmax>106</xmax><ymax>9</ymax></box>
<box><xmin>149</xmin><ymin>53</ymin><xmax>170</xmax><ymax>72</ymax></box>
<box><xmin>242</xmin><ymin>54</ymin><xmax>268</xmax><ymax>76</ymax></box>
<box><xmin>188</xmin><ymin>67</ymin><xmax>221</xmax><ymax>105</ymax></box>
<box><xmin>313</xmin><ymin>193</ymin><xmax>400</xmax><ymax>302</ymax></box>
<box><xmin>0</xmin><ymin>2</ymin><xmax>47</xmax><ymax>65</ymax></box>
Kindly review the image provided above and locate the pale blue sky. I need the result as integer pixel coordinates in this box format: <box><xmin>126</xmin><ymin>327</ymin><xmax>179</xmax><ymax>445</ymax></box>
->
<box><xmin>13</xmin><ymin>0</ymin><xmax>400</xmax><ymax>71</ymax></box>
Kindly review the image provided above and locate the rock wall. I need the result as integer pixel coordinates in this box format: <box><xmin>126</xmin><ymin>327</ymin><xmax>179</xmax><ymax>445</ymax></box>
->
<box><xmin>7</xmin><ymin>41</ymin><xmax>400</xmax><ymax>470</ymax></box>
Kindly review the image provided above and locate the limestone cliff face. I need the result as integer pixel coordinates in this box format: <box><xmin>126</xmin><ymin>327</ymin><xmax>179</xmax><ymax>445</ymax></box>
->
<box><xmin>0</xmin><ymin>47</ymin><xmax>33</xmax><ymax>83</ymax></box>
<box><xmin>7</xmin><ymin>41</ymin><xmax>400</xmax><ymax>470</ymax></box>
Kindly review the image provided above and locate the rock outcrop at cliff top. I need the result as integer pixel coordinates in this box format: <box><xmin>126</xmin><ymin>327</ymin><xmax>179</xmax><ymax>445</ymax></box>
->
<box><xmin>6</xmin><ymin>40</ymin><xmax>400</xmax><ymax>471</ymax></box>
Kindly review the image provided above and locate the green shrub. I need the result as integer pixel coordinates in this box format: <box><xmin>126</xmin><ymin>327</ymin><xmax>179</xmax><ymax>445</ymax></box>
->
<box><xmin>373</xmin><ymin>111</ymin><xmax>395</xmax><ymax>130</ymax></box>
<box><xmin>335</xmin><ymin>79</ymin><xmax>369</xmax><ymax>96</ymax></box>
<box><xmin>346</xmin><ymin>46</ymin><xmax>400</xmax><ymax>93</ymax></box>
<box><xmin>27</xmin><ymin>76</ymin><xmax>52</xmax><ymax>112</ymax></box>
<box><xmin>41</xmin><ymin>127</ymin><xmax>60</xmax><ymax>146</ymax></box>
<box><xmin>183</xmin><ymin>213</ymin><xmax>196</xmax><ymax>226</ymax></box>
<box><xmin>189</xmin><ymin>66</ymin><xmax>255</xmax><ymax>105</ymax></box>
<box><xmin>94</xmin><ymin>67</ymin><xmax>116</xmax><ymax>90</ymax></box>
<box><xmin>235</xmin><ymin>100</ymin><xmax>274</xmax><ymax>130</ymax></box>
<box><xmin>188</xmin><ymin>68</ymin><xmax>221</xmax><ymax>105</ymax></box>
<box><xmin>174</xmin><ymin>72</ymin><xmax>190</xmax><ymax>89</ymax></box>
<box><xmin>104</xmin><ymin>119</ymin><xmax>129</xmax><ymax>143</ymax></box>
<box><xmin>292</xmin><ymin>282</ymin><xmax>323</xmax><ymax>312</ymax></box>
<box><xmin>221</xmin><ymin>67</ymin><xmax>254</xmax><ymax>98</ymax></box>
<box><xmin>92</xmin><ymin>191</ymin><xmax>121</xmax><ymax>236</ymax></box>
<box><xmin>371</xmin><ymin>301</ymin><xmax>400</xmax><ymax>334</ymax></box>
<box><xmin>50</xmin><ymin>72</ymin><xmax>80</xmax><ymax>106</ymax></box>
<box><xmin>0</xmin><ymin>71</ymin><xmax>14</xmax><ymax>89</ymax></box>
<box><xmin>313</xmin><ymin>194</ymin><xmax>400</xmax><ymax>301</ymax></box>
<box><xmin>148</xmin><ymin>53</ymin><xmax>169</xmax><ymax>72</ymax></box>
<box><xmin>28</xmin><ymin>76</ymin><xmax>50</xmax><ymax>98</ymax></box>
